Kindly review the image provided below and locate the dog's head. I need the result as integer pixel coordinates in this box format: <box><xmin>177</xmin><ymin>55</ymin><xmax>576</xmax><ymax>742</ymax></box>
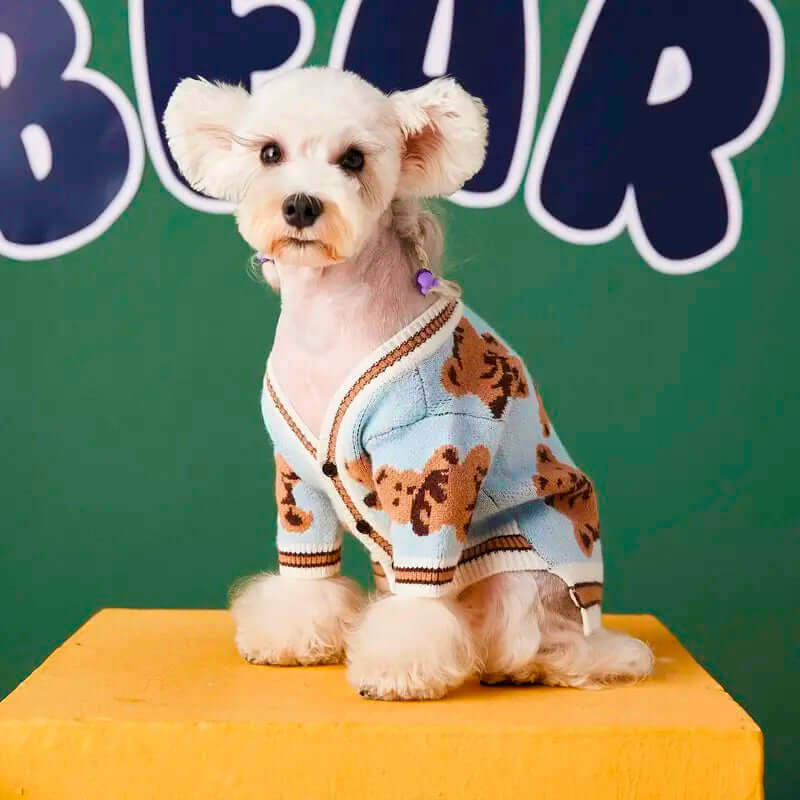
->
<box><xmin>163</xmin><ymin>67</ymin><xmax>487</xmax><ymax>269</ymax></box>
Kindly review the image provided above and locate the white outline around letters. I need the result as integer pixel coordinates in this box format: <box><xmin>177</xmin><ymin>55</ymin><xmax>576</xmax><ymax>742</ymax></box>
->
<box><xmin>129</xmin><ymin>0</ymin><xmax>314</xmax><ymax>215</ymax></box>
<box><xmin>422</xmin><ymin>0</ymin><xmax>454</xmax><ymax>78</ymax></box>
<box><xmin>0</xmin><ymin>0</ymin><xmax>144</xmax><ymax>262</ymax></box>
<box><xmin>524</xmin><ymin>0</ymin><xmax>785</xmax><ymax>275</ymax></box>
<box><xmin>330</xmin><ymin>0</ymin><xmax>540</xmax><ymax>209</ymax></box>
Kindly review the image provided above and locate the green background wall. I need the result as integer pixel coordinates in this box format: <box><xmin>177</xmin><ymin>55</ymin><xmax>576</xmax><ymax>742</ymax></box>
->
<box><xmin>1</xmin><ymin>2</ymin><xmax>797</xmax><ymax>797</ymax></box>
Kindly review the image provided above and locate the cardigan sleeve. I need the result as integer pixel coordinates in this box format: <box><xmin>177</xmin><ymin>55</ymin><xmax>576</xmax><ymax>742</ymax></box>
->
<box><xmin>273</xmin><ymin>451</ymin><xmax>344</xmax><ymax>579</ymax></box>
<box><xmin>363</xmin><ymin>412</ymin><xmax>504</xmax><ymax>596</ymax></box>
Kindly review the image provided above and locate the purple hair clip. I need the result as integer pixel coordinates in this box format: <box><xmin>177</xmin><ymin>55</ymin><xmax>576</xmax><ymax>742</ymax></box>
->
<box><xmin>415</xmin><ymin>269</ymin><xmax>439</xmax><ymax>296</ymax></box>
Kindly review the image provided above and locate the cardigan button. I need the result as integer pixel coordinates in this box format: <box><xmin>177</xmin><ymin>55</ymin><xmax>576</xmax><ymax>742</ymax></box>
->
<box><xmin>322</xmin><ymin>461</ymin><xmax>338</xmax><ymax>478</ymax></box>
<box><xmin>355</xmin><ymin>519</ymin><xmax>371</xmax><ymax>534</ymax></box>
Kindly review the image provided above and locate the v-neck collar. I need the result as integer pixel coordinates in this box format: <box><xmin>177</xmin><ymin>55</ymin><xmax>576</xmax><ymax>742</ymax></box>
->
<box><xmin>263</xmin><ymin>358</ymin><xmax>320</xmax><ymax>455</ymax></box>
<box><xmin>265</xmin><ymin>296</ymin><xmax>461</xmax><ymax>464</ymax></box>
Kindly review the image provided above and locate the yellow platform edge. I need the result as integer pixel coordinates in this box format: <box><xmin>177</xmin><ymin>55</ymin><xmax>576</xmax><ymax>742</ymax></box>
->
<box><xmin>0</xmin><ymin>609</ymin><xmax>763</xmax><ymax>800</ymax></box>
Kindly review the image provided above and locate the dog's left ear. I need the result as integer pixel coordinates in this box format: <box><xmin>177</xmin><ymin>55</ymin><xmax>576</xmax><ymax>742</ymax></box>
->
<box><xmin>391</xmin><ymin>78</ymin><xmax>488</xmax><ymax>198</ymax></box>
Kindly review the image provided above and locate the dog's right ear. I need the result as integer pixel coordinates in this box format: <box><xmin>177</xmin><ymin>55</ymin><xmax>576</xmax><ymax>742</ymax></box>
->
<box><xmin>391</xmin><ymin>78</ymin><xmax>488</xmax><ymax>198</ymax></box>
<box><xmin>163</xmin><ymin>78</ymin><xmax>250</xmax><ymax>201</ymax></box>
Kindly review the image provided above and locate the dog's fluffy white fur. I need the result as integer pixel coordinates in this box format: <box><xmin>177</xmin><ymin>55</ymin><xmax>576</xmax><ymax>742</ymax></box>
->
<box><xmin>165</xmin><ymin>68</ymin><xmax>485</xmax><ymax>270</ymax></box>
<box><xmin>347</xmin><ymin>595</ymin><xmax>479</xmax><ymax>700</ymax></box>
<box><xmin>164</xmin><ymin>66</ymin><xmax>654</xmax><ymax>699</ymax></box>
<box><xmin>461</xmin><ymin>572</ymin><xmax>654</xmax><ymax>688</ymax></box>
<box><xmin>230</xmin><ymin>573</ymin><xmax>365</xmax><ymax>665</ymax></box>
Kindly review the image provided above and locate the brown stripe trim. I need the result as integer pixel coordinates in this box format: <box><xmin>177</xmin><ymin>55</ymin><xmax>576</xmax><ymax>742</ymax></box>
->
<box><xmin>571</xmin><ymin>582</ymin><xmax>603</xmax><ymax>608</ymax></box>
<box><xmin>394</xmin><ymin>565</ymin><xmax>457</xmax><ymax>585</ymax></box>
<box><xmin>265</xmin><ymin>376</ymin><xmax>316</xmax><ymax>457</ymax></box>
<box><xmin>278</xmin><ymin>549</ymin><xmax>341</xmax><ymax>568</ymax></box>
<box><xmin>459</xmin><ymin>534</ymin><xmax>533</xmax><ymax>565</ymax></box>
<box><xmin>325</xmin><ymin>301</ymin><xmax>459</xmax><ymax>556</ymax></box>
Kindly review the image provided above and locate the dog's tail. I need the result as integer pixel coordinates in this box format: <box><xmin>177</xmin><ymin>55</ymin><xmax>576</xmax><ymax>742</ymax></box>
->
<box><xmin>532</xmin><ymin>571</ymin><xmax>654</xmax><ymax>688</ymax></box>
<box><xmin>464</xmin><ymin>571</ymin><xmax>655</xmax><ymax>688</ymax></box>
<box><xmin>534</xmin><ymin>622</ymin><xmax>655</xmax><ymax>688</ymax></box>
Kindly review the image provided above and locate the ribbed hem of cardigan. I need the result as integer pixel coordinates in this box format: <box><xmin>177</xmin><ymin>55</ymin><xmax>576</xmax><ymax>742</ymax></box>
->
<box><xmin>458</xmin><ymin>546</ymin><xmax>549</xmax><ymax>590</ymax></box>
<box><xmin>390</xmin><ymin>548</ymin><xmax>545</xmax><ymax>598</ymax></box>
<box><xmin>388</xmin><ymin>522</ymin><xmax>603</xmax><ymax>635</ymax></box>
<box><xmin>278</xmin><ymin>563</ymin><xmax>342</xmax><ymax>580</ymax></box>
<box><xmin>277</xmin><ymin>546</ymin><xmax>342</xmax><ymax>579</ymax></box>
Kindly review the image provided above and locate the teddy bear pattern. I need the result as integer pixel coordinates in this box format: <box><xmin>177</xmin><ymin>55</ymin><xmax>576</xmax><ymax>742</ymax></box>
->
<box><xmin>347</xmin><ymin>446</ymin><xmax>490</xmax><ymax>543</ymax></box>
<box><xmin>532</xmin><ymin>444</ymin><xmax>600</xmax><ymax>556</ymax></box>
<box><xmin>441</xmin><ymin>317</ymin><xmax>530</xmax><ymax>419</ymax></box>
<box><xmin>438</xmin><ymin>315</ymin><xmax>598</xmax><ymax>556</ymax></box>
<box><xmin>304</xmin><ymin>314</ymin><xmax>598</xmax><ymax>557</ymax></box>
<box><xmin>275</xmin><ymin>453</ymin><xmax>313</xmax><ymax>533</ymax></box>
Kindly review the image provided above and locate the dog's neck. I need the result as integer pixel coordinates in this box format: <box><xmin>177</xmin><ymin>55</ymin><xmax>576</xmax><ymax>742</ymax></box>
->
<box><xmin>270</xmin><ymin>221</ymin><xmax>435</xmax><ymax>438</ymax></box>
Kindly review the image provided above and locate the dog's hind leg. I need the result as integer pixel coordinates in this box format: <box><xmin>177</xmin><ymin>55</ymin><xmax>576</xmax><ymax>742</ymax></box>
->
<box><xmin>460</xmin><ymin>571</ymin><xmax>654</xmax><ymax>688</ymax></box>
<box><xmin>459</xmin><ymin>571</ymin><xmax>544</xmax><ymax>684</ymax></box>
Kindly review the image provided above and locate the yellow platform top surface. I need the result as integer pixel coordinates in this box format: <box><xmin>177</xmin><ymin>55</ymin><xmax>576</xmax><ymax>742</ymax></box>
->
<box><xmin>0</xmin><ymin>609</ymin><xmax>758</xmax><ymax>733</ymax></box>
<box><xmin>0</xmin><ymin>610</ymin><xmax>764</xmax><ymax>800</ymax></box>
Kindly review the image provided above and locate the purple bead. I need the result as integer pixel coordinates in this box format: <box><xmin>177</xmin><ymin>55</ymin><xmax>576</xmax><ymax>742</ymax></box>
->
<box><xmin>256</xmin><ymin>252</ymin><xmax>274</xmax><ymax>265</ymax></box>
<box><xmin>415</xmin><ymin>269</ymin><xmax>439</xmax><ymax>296</ymax></box>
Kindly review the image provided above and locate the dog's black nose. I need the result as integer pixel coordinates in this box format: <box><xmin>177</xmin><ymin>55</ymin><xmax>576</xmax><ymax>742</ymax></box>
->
<box><xmin>282</xmin><ymin>193</ymin><xmax>323</xmax><ymax>229</ymax></box>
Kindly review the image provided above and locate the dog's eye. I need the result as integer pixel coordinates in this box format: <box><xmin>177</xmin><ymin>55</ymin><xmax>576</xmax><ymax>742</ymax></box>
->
<box><xmin>260</xmin><ymin>142</ymin><xmax>282</xmax><ymax>165</ymax></box>
<box><xmin>338</xmin><ymin>147</ymin><xmax>364</xmax><ymax>172</ymax></box>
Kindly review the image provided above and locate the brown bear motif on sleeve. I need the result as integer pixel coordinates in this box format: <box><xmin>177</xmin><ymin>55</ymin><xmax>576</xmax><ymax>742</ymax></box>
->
<box><xmin>532</xmin><ymin>445</ymin><xmax>599</xmax><ymax>556</ymax></box>
<box><xmin>441</xmin><ymin>318</ymin><xmax>529</xmax><ymax>418</ymax></box>
<box><xmin>373</xmin><ymin>445</ymin><xmax>490</xmax><ymax>542</ymax></box>
<box><xmin>275</xmin><ymin>453</ymin><xmax>313</xmax><ymax>533</ymax></box>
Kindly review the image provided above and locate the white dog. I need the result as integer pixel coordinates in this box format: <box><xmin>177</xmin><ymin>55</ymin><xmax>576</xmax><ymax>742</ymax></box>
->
<box><xmin>164</xmin><ymin>67</ymin><xmax>653</xmax><ymax>700</ymax></box>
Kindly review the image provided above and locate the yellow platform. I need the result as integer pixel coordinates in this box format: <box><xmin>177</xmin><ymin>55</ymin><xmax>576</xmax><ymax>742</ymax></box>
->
<box><xmin>0</xmin><ymin>610</ymin><xmax>761</xmax><ymax>800</ymax></box>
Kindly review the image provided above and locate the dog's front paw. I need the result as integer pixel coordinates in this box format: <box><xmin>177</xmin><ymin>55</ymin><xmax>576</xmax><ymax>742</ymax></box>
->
<box><xmin>346</xmin><ymin>595</ymin><xmax>478</xmax><ymax>700</ymax></box>
<box><xmin>230</xmin><ymin>573</ymin><xmax>364</xmax><ymax>665</ymax></box>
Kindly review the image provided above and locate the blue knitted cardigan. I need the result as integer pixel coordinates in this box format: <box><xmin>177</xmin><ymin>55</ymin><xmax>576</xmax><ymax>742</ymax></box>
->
<box><xmin>261</xmin><ymin>297</ymin><xmax>604</xmax><ymax>634</ymax></box>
